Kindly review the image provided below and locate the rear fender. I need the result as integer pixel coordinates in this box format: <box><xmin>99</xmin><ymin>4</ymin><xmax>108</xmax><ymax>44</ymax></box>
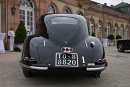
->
<box><xmin>85</xmin><ymin>36</ymin><xmax>104</xmax><ymax>62</ymax></box>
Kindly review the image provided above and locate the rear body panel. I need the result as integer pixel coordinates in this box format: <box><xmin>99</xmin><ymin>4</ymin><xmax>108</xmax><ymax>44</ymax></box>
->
<box><xmin>21</xmin><ymin>14</ymin><xmax>107</xmax><ymax>74</ymax></box>
<box><xmin>29</xmin><ymin>36</ymin><xmax>103</xmax><ymax>68</ymax></box>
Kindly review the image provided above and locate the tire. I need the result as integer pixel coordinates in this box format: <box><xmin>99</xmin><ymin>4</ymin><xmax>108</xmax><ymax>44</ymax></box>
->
<box><xmin>23</xmin><ymin>69</ymin><xmax>32</xmax><ymax>77</ymax></box>
<box><xmin>89</xmin><ymin>71</ymin><xmax>101</xmax><ymax>78</ymax></box>
<box><xmin>117</xmin><ymin>43</ymin><xmax>124</xmax><ymax>52</ymax></box>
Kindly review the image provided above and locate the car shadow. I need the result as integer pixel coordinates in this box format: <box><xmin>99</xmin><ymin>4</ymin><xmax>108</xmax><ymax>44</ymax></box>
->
<box><xmin>23</xmin><ymin>73</ymin><xmax>103</xmax><ymax>86</ymax></box>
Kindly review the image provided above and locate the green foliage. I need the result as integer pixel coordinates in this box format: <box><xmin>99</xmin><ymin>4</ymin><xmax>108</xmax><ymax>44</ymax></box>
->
<box><xmin>116</xmin><ymin>35</ymin><xmax>122</xmax><ymax>39</ymax></box>
<box><xmin>91</xmin><ymin>32</ymin><xmax>95</xmax><ymax>37</ymax></box>
<box><xmin>108</xmin><ymin>34</ymin><xmax>114</xmax><ymax>40</ymax></box>
<box><xmin>14</xmin><ymin>21</ymin><xmax>27</xmax><ymax>44</ymax></box>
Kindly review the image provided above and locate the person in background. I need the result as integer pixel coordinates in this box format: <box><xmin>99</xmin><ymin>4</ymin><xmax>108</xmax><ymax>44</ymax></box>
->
<box><xmin>27</xmin><ymin>31</ymin><xmax>32</xmax><ymax>36</ymax></box>
<box><xmin>8</xmin><ymin>27</ymin><xmax>15</xmax><ymax>52</ymax></box>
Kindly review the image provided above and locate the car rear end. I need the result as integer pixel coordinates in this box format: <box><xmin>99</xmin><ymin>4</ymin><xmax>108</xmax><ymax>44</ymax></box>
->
<box><xmin>20</xmin><ymin>14</ymin><xmax>107</xmax><ymax>77</ymax></box>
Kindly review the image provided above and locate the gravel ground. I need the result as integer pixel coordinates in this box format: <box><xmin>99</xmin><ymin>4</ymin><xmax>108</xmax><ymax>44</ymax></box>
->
<box><xmin>0</xmin><ymin>46</ymin><xmax>130</xmax><ymax>87</ymax></box>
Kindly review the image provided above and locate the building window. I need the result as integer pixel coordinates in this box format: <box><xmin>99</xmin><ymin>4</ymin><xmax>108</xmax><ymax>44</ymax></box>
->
<box><xmin>126</xmin><ymin>26</ymin><xmax>129</xmax><ymax>39</ymax></box>
<box><xmin>107</xmin><ymin>22</ymin><xmax>111</xmax><ymax>37</ymax></box>
<box><xmin>64</xmin><ymin>8</ymin><xmax>71</xmax><ymax>14</ymax></box>
<box><xmin>48</xmin><ymin>3</ymin><xmax>57</xmax><ymax>13</ymax></box>
<box><xmin>89</xmin><ymin>19</ymin><xmax>94</xmax><ymax>36</ymax></box>
<box><xmin>20</xmin><ymin>10</ymin><xmax>25</xmax><ymax>25</ymax></box>
<box><xmin>120</xmin><ymin>25</ymin><xmax>124</xmax><ymax>39</ymax></box>
<box><xmin>20</xmin><ymin>0</ymin><xmax>34</xmax><ymax>35</ymax></box>
<box><xmin>98</xmin><ymin>20</ymin><xmax>102</xmax><ymax>39</ymax></box>
<box><xmin>20</xmin><ymin>0</ymin><xmax>33</xmax><ymax>8</ymax></box>
<box><xmin>78</xmin><ymin>11</ymin><xmax>83</xmax><ymax>16</ymax></box>
<box><xmin>0</xmin><ymin>3</ymin><xmax>1</xmax><ymax>33</ymax></box>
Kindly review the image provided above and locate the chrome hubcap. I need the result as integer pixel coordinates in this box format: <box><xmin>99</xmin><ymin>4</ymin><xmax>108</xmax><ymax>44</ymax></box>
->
<box><xmin>118</xmin><ymin>45</ymin><xmax>122</xmax><ymax>51</ymax></box>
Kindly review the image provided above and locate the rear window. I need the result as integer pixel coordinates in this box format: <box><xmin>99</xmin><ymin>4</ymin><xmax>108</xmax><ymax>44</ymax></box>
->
<box><xmin>51</xmin><ymin>17</ymin><xmax>78</xmax><ymax>25</ymax></box>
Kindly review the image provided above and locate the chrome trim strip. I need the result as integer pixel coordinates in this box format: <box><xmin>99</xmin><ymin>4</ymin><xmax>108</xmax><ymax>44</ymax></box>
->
<box><xmin>86</xmin><ymin>67</ymin><xmax>106</xmax><ymax>71</ymax></box>
<box><xmin>43</xmin><ymin>40</ymin><xmax>46</xmax><ymax>47</ymax></box>
<box><xmin>82</xmin><ymin>56</ymin><xmax>85</xmax><ymax>64</ymax></box>
<box><xmin>30</xmin><ymin>66</ymin><xmax>48</xmax><ymax>70</ymax></box>
<box><xmin>91</xmin><ymin>41</ymin><xmax>95</xmax><ymax>45</ymax></box>
<box><xmin>20</xmin><ymin>63</ymin><xmax>48</xmax><ymax>70</ymax></box>
<box><xmin>85</xmin><ymin>41</ymin><xmax>88</xmax><ymax>48</ymax></box>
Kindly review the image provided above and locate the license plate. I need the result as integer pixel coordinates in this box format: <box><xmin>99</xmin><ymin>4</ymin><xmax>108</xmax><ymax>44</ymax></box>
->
<box><xmin>55</xmin><ymin>53</ymin><xmax>78</xmax><ymax>67</ymax></box>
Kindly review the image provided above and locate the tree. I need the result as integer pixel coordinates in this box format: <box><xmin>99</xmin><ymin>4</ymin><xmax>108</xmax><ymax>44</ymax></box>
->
<box><xmin>108</xmin><ymin>34</ymin><xmax>114</xmax><ymax>40</ymax></box>
<box><xmin>14</xmin><ymin>21</ymin><xmax>27</xmax><ymax>44</ymax></box>
<box><xmin>116</xmin><ymin>35</ymin><xmax>122</xmax><ymax>39</ymax></box>
<box><xmin>91</xmin><ymin>32</ymin><xmax>96</xmax><ymax>37</ymax></box>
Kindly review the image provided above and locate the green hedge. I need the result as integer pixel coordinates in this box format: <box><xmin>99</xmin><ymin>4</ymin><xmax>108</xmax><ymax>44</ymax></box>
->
<box><xmin>116</xmin><ymin>35</ymin><xmax>122</xmax><ymax>39</ymax></box>
<box><xmin>108</xmin><ymin>34</ymin><xmax>114</xmax><ymax>40</ymax></box>
<box><xmin>14</xmin><ymin>21</ymin><xmax>27</xmax><ymax>44</ymax></box>
<box><xmin>91</xmin><ymin>32</ymin><xmax>95</xmax><ymax>37</ymax></box>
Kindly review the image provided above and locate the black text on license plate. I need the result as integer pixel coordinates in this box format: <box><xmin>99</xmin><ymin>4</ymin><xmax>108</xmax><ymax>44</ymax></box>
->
<box><xmin>55</xmin><ymin>53</ymin><xmax>78</xmax><ymax>67</ymax></box>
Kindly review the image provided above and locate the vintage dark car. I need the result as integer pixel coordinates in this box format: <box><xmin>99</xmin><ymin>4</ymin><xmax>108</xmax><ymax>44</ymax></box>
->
<box><xmin>20</xmin><ymin>14</ymin><xmax>107</xmax><ymax>78</ymax></box>
<box><xmin>117</xmin><ymin>39</ymin><xmax>130</xmax><ymax>52</ymax></box>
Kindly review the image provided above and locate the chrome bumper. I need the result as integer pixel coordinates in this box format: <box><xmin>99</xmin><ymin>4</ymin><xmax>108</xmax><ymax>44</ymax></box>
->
<box><xmin>86</xmin><ymin>66</ymin><xmax>106</xmax><ymax>71</ymax></box>
<box><xmin>20</xmin><ymin>63</ymin><xmax>48</xmax><ymax>70</ymax></box>
<box><xmin>20</xmin><ymin>62</ymin><xmax>106</xmax><ymax>71</ymax></box>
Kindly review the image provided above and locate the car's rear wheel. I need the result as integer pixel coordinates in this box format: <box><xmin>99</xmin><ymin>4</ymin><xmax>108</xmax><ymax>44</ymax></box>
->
<box><xmin>23</xmin><ymin>69</ymin><xmax>32</xmax><ymax>77</ymax></box>
<box><xmin>117</xmin><ymin>43</ymin><xmax>124</xmax><ymax>52</ymax></box>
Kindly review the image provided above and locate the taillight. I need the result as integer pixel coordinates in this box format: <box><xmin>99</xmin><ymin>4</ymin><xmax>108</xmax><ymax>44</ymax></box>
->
<box><xmin>103</xmin><ymin>58</ymin><xmax>107</xmax><ymax>62</ymax></box>
<box><xmin>61</xmin><ymin>48</ymin><xmax>65</xmax><ymax>51</ymax></box>
<box><xmin>23</xmin><ymin>57</ymin><xmax>37</xmax><ymax>64</ymax></box>
<box><xmin>24</xmin><ymin>57</ymin><xmax>29</xmax><ymax>61</ymax></box>
<box><xmin>98</xmin><ymin>59</ymin><xmax>103</xmax><ymax>63</ymax></box>
<box><xmin>29</xmin><ymin>57</ymin><xmax>37</xmax><ymax>64</ymax></box>
<box><xmin>61</xmin><ymin>47</ymin><xmax>73</xmax><ymax>53</ymax></box>
<box><xmin>29</xmin><ymin>58</ymin><xmax>35</xmax><ymax>62</ymax></box>
<box><xmin>98</xmin><ymin>58</ymin><xmax>107</xmax><ymax>64</ymax></box>
<box><xmin>70</xmin><ymin>48</ymin><xmax>73</xmax><ymax>52</ymax></box>
<box><xmin>66</xmin><ymin>48</ymin><xmax>69</xmax><ymax>51</ymax></box>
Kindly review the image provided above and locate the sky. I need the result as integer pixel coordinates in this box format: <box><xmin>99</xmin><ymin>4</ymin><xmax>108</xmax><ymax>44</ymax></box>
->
<box><xmin>90</xmin><ymin>0</ymin><xmax>130</xmax><ymax>6</ymax></box>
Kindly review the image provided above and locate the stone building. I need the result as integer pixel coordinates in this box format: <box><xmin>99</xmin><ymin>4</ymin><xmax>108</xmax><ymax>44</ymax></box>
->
<box><xmin>0</xmin><ymin>0</ymin><xmax>130</xmax><ymax>47</ymax></box>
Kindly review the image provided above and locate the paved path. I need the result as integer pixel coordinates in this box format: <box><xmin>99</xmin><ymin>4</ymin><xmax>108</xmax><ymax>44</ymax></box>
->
<box><xmin>0</xmin><ymin>46</ymin><xmax>130</xmax><ymax>87</ymax></box>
